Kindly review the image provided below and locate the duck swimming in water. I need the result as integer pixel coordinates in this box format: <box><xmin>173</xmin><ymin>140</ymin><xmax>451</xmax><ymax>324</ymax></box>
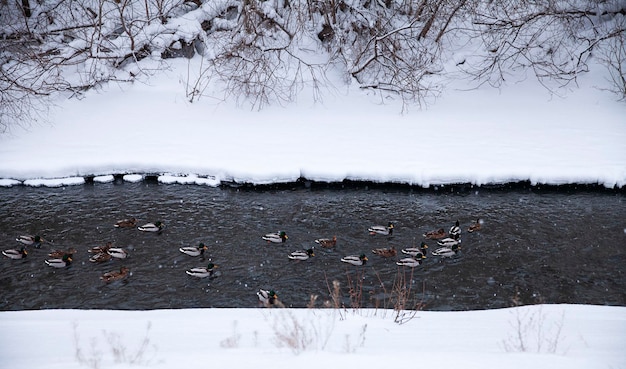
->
<box><xmin>138</xmin><ymin>221</ymin><xmax>164</xmax><ymax>233</ymax></box>
<box><xmin>179</xmin><ymin>243</ymin><xmax>208</xmax><ymax>257</ymax></box>
<box><xmin>262</xmin><ymin>231</ymin><xmax>288</xmax><ymax>243</ymax></box>
<box><xmin>368</xmin><ymin>222</ymin><xmax>394</xmax><ymax>236</ymax></box>
<box><xmin>3</xmin><ymin>247</ymin><xmax>28</xmax><ymax>260</ymax></box>
<box><xmin>186</xmin><ymin>263</ymin><xmax>218</xmax><ymax>278</ymax></box>
<box><xmin>341</xmin><ymin>254</ymin><xmax>368</xmax><ymax>266</ymax></box>
<box><xmin>288</xmin><ymin>248</ymin><xmax>315</xmax><ymax>260</ymax></box>
<box><xmin>315</xmin><ymin>236</ymin><xmax>337</xmax><ymax>248</ymax></box>
<box><xmin>401</xmin><ymin>242</ymin><xmax>429</xmax><ymax>258</ymax></box>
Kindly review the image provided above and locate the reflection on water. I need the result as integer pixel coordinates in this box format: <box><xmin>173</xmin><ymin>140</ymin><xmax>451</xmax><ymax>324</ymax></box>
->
<box><xmin>0</xmin><ymin>181</ymin><xmax>624</xmax><ymax>311</ymax></box>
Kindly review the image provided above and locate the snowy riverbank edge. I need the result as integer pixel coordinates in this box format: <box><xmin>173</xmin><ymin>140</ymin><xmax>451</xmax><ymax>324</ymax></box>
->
<box><xmin>0</xmin><ymin>304</ymin><xmax>624</xmax><ymax>369</ymax></box>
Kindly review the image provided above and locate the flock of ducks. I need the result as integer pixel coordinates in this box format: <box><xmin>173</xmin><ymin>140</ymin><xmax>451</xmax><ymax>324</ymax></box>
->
<box><xmin>3</xmin><ymin>216</ymin><xmax>482</xmax><ymax>306</ymax></box>
<box><xmin>255</xmin><ymin>218</ymin><xmax>482</xmax><ymax>306</ymax></box>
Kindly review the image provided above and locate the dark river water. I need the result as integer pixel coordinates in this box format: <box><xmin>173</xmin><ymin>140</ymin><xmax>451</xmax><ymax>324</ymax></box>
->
<box><xmin>1</xmin><ymin>180</ymin><xmax>625</xmax><ymax>311</ymax></box>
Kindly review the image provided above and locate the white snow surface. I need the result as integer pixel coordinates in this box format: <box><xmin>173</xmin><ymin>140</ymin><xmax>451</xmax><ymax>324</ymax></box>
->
<box><xmin>0</xmin><ymin>305</ymin><xmax>624</xmax><ymax>369</ymax></box>
<box><xmin>0</xmin><ymin>56</ymin><xmax>624</xmax><ymax>188</ymax></box>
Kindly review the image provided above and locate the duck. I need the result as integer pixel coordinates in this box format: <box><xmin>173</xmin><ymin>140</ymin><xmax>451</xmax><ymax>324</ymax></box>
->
<box><xmin>138</xmin><ymin>221</ymin><xmax>164</xmax><ymax>233</ymax></box>
<box><xmin>368</xmin><ymin>222</ymin><xmax>394</xmax><ymax>236</ymax></box>
<box><xmin>45</xmin><ymin>254</ymin><xmax>72</xmax><ymax>268</ymax></box>
<box><xmin>468</xmin><ymin>218</ymin><xmax>482</xmax><ymax>233</ymax></box>
<box><xmin>449</xmin><ymin>220</ymin><xmax>461</xmax><ymax>238</ymax></box>
<box><xmin>315</xmin><ymin>235</ymin><xmax>337</xmax><ymax>248</ymax></box>
<box><xmin>48</xmin><ymin>247</ymin><xmax>76</xmax><ymax>259</ymax></box>
<box><xmin>341</xmin><ymin>254</ymin><xmax>368</xmax><ymax>266</ymax></box>
<box><xmin>437</xmin><ymin>235</ymin><xmax>461</xmax><ymax>247</ymax></box>
<box><xmin>2</xmin><ymin>247</ymin><xmax>28</xmax><ymax>260</ymax></box>
<box><xmin>262</xmin><ymin>231</ymin><xmax>288</xmax><ymax>243</ymax></box>
<box><xmin>114</xmin><ymin>217</ymin><xmax>137</xmax><ymax>228</ymax></box>
<box><xmin>179</xmin><ymin>243</ymin><xmax>208</xmax><ymax>257</ymax></box>
<box><xmin>89</xmin><ymin>252</ymin><xmax>112</xmax><ymax>263</ymax></box>
<box><xmin>257</xmin><ymin>289</ymin><xmax>280</xmax><ymax>306</ymax></box>
<box><xmin>107</xmin><ymin>248</ymin><xmax>128</xmax><ymax>259</ymax></box>
<box><xmin>101</xmin><ymin>266</ymin><xmax>130</xmax><ymax>283</ymax></box>
<box><xmin>288</xmin><ymin>248</ymin><xmax>315</xmax><ymax>260</ymax></box>
<box><xmin>88</xmin><ymin>242</ymin><xmax>113</xmax><ymax>254</ymax></box>
<box><xmin>423</xmin><ymin>228</ymin><xmax>446</xmax><ymax>240</ymax></box>
<box><xmin>185</xmin><ymin>263</ymin><xmax>218</xmax><ymax>278</ymax></box>
<box><xmin>16</xmin><ymin>235</ymin><xmax>45</xmax><ymax>246</ymax></box>
<box><xmin>432</xmin><ymin>244</ymin><xmax>462</xmax><ymax>258</ymax></box>
<box><xmin>371</xmin><ymin>246</ymin><xmax>397</xmax><ymax>257</ymax></box>
<box><xmin>401</xmin><ymin>241</ymin><xmax>429</xmax><ymax>258</ymax></box>
<box><xmin>396</xmin><ymin>255</ymin><xmax>425</xmax><ymax>267</ymax></box>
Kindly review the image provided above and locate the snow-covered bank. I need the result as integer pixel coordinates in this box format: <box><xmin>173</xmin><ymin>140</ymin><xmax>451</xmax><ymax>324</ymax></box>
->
<box><xmin>0</xmin><ymin>305</ymin><xmax>624</xmax><ymax>369</ymax></box>
<box><xmin>0</xmin><ymin>56</ymin><xmax>624</xmax><ymax>189</ymax></box>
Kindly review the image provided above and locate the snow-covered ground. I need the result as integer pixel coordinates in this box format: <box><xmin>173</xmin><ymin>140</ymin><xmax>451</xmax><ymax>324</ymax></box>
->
<box><xmin>1</xmin><ymin>24</ymin><xmax>625</xmax><ymax>369</ymax></box>
<box><xmin>0</xmin><ymin>305</ymin><xmax>624</xmax><ymax>369</ymax></box>
<box><xmin>0</xmin><ymin>55</ymin><xmax>624</xmax><ymax>188</ymax></box>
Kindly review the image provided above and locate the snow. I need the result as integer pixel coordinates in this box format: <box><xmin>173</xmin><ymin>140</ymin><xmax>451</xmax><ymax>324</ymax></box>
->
<box><xmin>0</xmin><ymin>10</ymin><xmax>625</xmax><ymax>368</ymax></box>
<box><xmin>0</xmin><ymin>305</ymin><xmax>624</xmax><ymax>369</ymax></box>
<box><xmin>0</xmin><ymin>55</ymin><xmax>624</xmax><ymax>188</ymax></box>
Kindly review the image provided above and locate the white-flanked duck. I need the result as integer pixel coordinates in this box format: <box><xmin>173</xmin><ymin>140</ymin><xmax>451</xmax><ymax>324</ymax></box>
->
<box><xmin>396</xmin><ymin>255</ymin><xmax>425</xmax><ymax>267</ymax></box>
<box><xmin>432</xmin><ymin>244</ymin><xmax>462</xmax><ymax>258</ymax></box>
<box><xmin>257</xmin><ymin>289</ymin><xmax>283</xmax><ymax>307</ymax></box>
<box><xmin>341</xmin><ymin>254</ymin><xmax>368</xmax><ymax>266</ymax></box>
<box><xmin>262</xmin><ymin>231</ymin><xmax>288</xmax><ymax>243</ymax></box>
<box><xmin>368</xmin><ymin>222</ymin><xmax>394</xmax><ymax>236</ymax></box>
<box><xmin>449</xmin><ymin>220</ymin><xmax>461</xmax><ymax>238</ymax></box>
<box><xmin>3</xmin><ymin>247</ymin><xmax>28</xmax><ymax>260</ymax></box>
<box><xmin>138</xmin><ymin>221</ymin><xmax>164</xmax><ymax>233</ymax></box>
<box><xmin>16</xmin><ymin>235</ymin><xmax>46</xmax><ymax>246</ymax></box>
<box><xmin>179</xmin><ymin>243</ymin><xmax>208</xmax><ymax>257</ymax></box>
<box><xmin>45</xmin><ymin>254</ymin><xmax>72</xmax><ymax>268</ymax></box>
<box><xmin>437</xmin><ymin>235</ymin><xmax>461</xmax><ymax>247</ymax></box>
<box><xmin>288</xmin><ymin>248</ymin><xmax>315</xmax><ymax>260</ymax></box>
<box><xmin>186</xmin><ymin>263</ymin><xmax>218</xmax><ymax>278</ymax></box>
<box><xmin>107</xmin><ymin>248</ymin><xmax>129</xmax><ymax>259</ymax></box>
<box><xmin>401</xmin><ymin>241</ymin><xmax>429</xmax><ymax>258</ymax></box>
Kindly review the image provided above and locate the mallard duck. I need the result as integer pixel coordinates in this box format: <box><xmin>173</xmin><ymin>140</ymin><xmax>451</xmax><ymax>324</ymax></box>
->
<box><xmin>16</xmin><ymin>235</ymin><xmax>45</xmax><ymax>246</ymax></box>
<box><xmin>185</xmin><ymin>263</ymin><xmax>218</xmax><ymax>278</ymax></box>
<box><xmin>468</xmin><ymin>218</ymin><xmax>482</xmax><ymax>233</ymax></box>
<box><xmin>315</xmin><ymin>235</ymin><xmax>337</xmax><ymax>248</ymax></box>
<box><xmin>449</xmin><ymin>220</ymin><xmax>461</xmax><ymax>237</ymax></box>
<box><xmin>371</xmin><ymin>246</ymin><xmax>397</xmax><ymax>257</ymax></box>
<box><xmin>107</xmin><ymin>248</ymin><xmax>128</xmax><ymax>259</ymax></box>
<box><xmin>45</xmin><ymin>254</ymin><xmax>72</xmax><ymax>268</ymax></box>
<box><xmin>437</xmin><ymin>235</ymin><xmax>461</xmax><ymax>247</ymax></box>
<box><xmin>402</xmin><ymin>241</ymin><xmax>429</xmax><ymax>258</ymax></box>
<box><xmin>423</xmin><ymin>228</ymin><xmax>446</xmax><ymax>239</ymax></box>
<box><xmin>179</xmin><ymin>243</ymin><xmax>208</xmax><ymax>257</ymax></box>
<box><xmin>3</xmin><ymin>247</ymin><xmax>28</xmax><ymax>260</ymax></box>
<box><xmin>262</xmin><ymin>231</ymin><xmax>288</xmax><ymax>243</ymax></box>
<box><xmin>432</xmin><ymin>244</ymin><xmax>462</xmax><ymax>257</ymax></box>
<box><xmin>114</xmin><ymin>217</ymin><xmax>137</xmax><ymax>228</ymax></box>
<box><xmin>396</xmin><ymin>255</ymin><xmax>424</xmax><ymax>267</ymax></box>
<box><xmin>368</xmin><ymin>222</ymin><xmax>394</xmax><ymax>236</ymax></box>
<box><xmin>101</xmin><ymin>266</ymin><xmax>130</xmax><ymax>282</ymax></box>
<box><xmin>288</xmin><ymin>248</ymin><xmax>315</xmax><ymax>260</ymax></box>
<box><xmin>341</xmin><ymin>254</ymin><xmax>368</xmax><ymax>266</ymax></box>
<box><xmin>138</xmin><ymin>221</ymin><xmax>164</xmax><ymax>232</ymax></box>
<box><xmin>257</xmin><ymin>289</ymin><xmax>279</xmax><ymax>305</ymax></box>
<box><xmin>89</xmin><ymin>252</ymin><xmax>112</xmax><ymax>263</ymax></box>
<box><xmin>48</xmin><ymin>247</ymin><xmax>76</xmax><ymax>259</ymax></box>
<box><xmin>88</xmin><ymin>242</ymin><xmax>113</xmax><ymax>254</ymax></box>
